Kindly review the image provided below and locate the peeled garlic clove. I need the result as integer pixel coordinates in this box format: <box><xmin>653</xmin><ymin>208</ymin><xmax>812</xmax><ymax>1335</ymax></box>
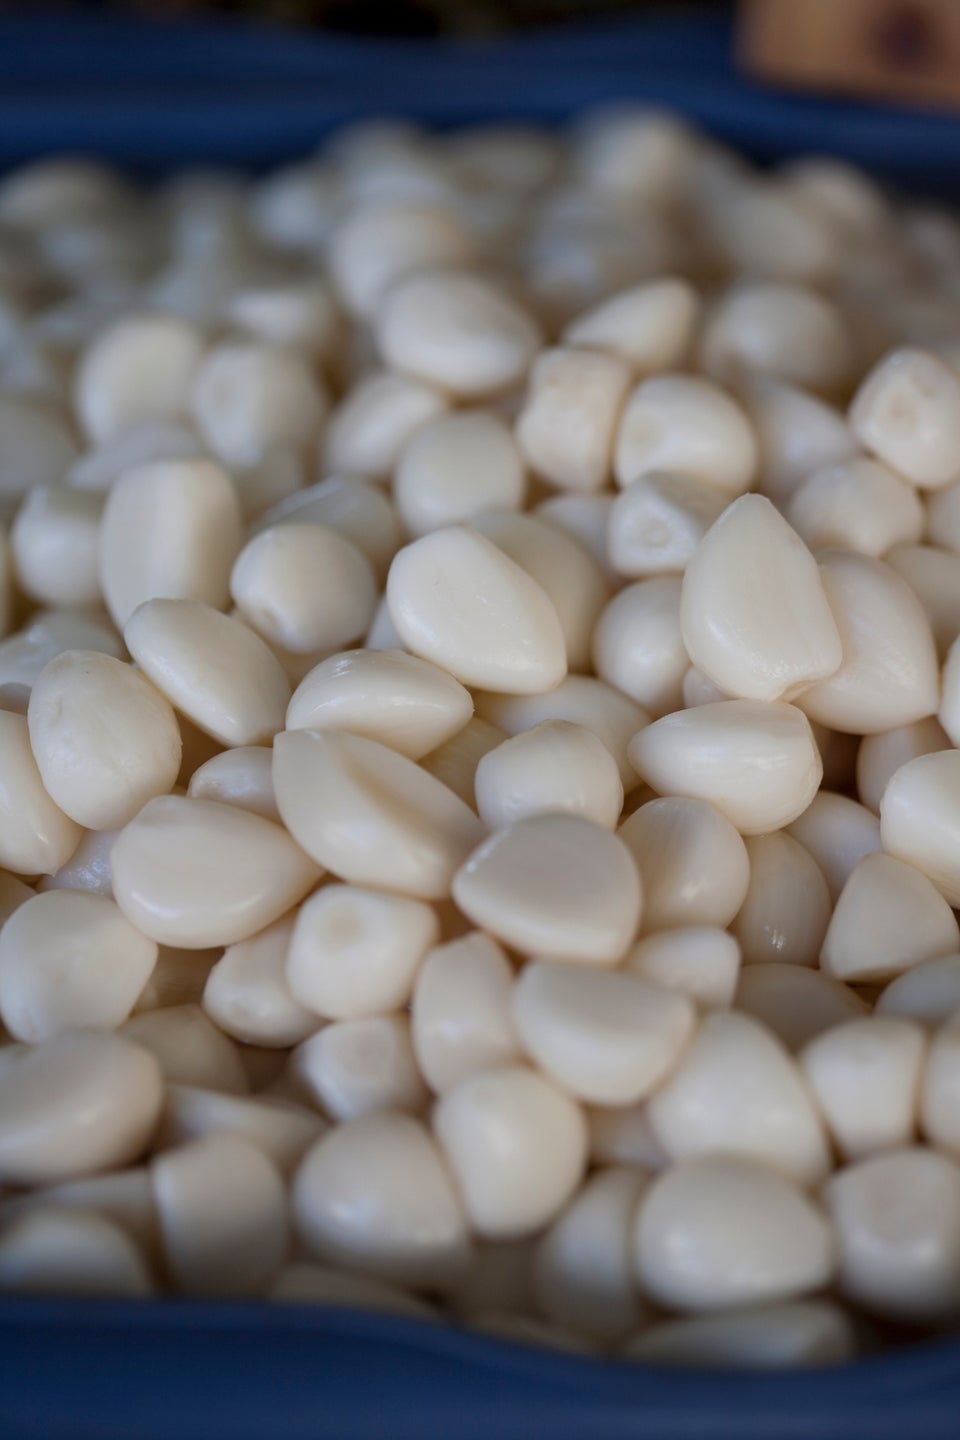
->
<box><xmin>0</xmin><ymin>1166</ymin><xmax>158</xmax><ymax>1257</ymax></box>
<box><xmin>190</xmin><ymin>340</ymin><xmax>328</xmax><ymax>469</ymax></box>
<box><xmin>123</xmin><ymin>1004</ymin><xmax>248</xmax><ymax>1094</ymax></box>
<box><xmin>850</xmin><ymin>346</ymin><xmax>960</xmax><ymax>489</ymax></box>
<box><xmin>0</xmin><ymin>1032</ymin><xmax>163</xmax><ymax>1187</ymax></box>
<box><xmin>291</xmin><ymin>1014</ymin><xmax>428</xmax><ymax>1122</ymax></box>
<box><xmin>633</xmin><ymin>1156</ymin><xmax>835</xmax><ymax>1313</ymax></box>
<box><xmin>734</xmin><ymin>964</ymin><xmax>868</xmax><ymax>1053</ymax></box>
<box><xmin>614</xmin><ymin>374</ymin><xmax>757</xmax><ymax>495</ymax></box>
<box><xmin>535</xmin><ymin>493</ymin><xmax>616</xmax><ymax>580</ymax></box>
<box><xmin>324</xmin><ymin>370</ymin><xmax>448</xmax><ymax>480</ymax></box>
<box><xmin>563</xmin><ymin>278</ymin><xmax>699</xmax><ymax>375</ymax></box>
<box><xmin>286</xmin><ymin>648</ymin><xmax>473</xmax><ymax>761</ymax></box>
<box><xmin>628</xmin><ymin>699</ymin><xmax>822</xmax><ymax>836</ymax></box>
<box><xmin>74</xmin><ymin>314</ymin><xmax>204</xmax><ymax>443</ymax></box>
<box><xmin>386</xmin><ymin>526</ymin><xmax>566</xmax><ymax>694</ymax></box>
<box><xmin>28</xmin><ymin>650</ymin><xmax>181</xmax><ymax>830</ymax></box>
<box><xmin>411</xmin><ymin>932</ymin><xmax>519</xmax><ymax>1095</ymax></box>
<box><xmin>626</xmin><ymin>926</ymin><xmax>741</xmax><ymax>1009</ymax></box>
<box><xmin>0</xmin><ymin>890</ymin><xmax>157</xmax><ymax>1043</ymax></box>
<box><xmin>125</xmin><ymin>598</ymin><xmax>291</xmax><ymax>747</ymax></box>
<box><xmin>802</xmin><ymin>1017</ymin><xmax>925</xmax><ymax>1160</ymax></box>
<box><xmin>252</xmin><ymin>476</ymin><xmax>402</xmax><ymax>582</ymax></box>
<box><xmin>740</xmin><ymin>373</ymin><xmax>857</xmax><ymax>510</ymax></box>
<box><xmin>111</xmin><ymin>795</ymin><xmax>320</xmax><ymax>948</ymax></box>
<box><xmin>698</xmin><ymin>281</ymin><xmax>854</xmax><ymax>395</ymax></box>
<box><xmin>187</xmin><ymin>745</ymin><xmax>279</xmax><ymax>822</ymax></box>
<box><xmin>453</xmin><ymin>813</ymin><xmax>641</xmax><ymax>965</ymax></box>
<box><xmin>786</xmin><ymin>458</ymin><xmax>924</xmax><ymax>559</ymax></box>
<box><xmin>0</xmin><ymin>1208</ymin><xmax>153</xmax><ymax>1298</ymax></box>
<box><xmin>732</xmin><ymin>832</ymin><xmax>832</xmax><ymax>968</ymax></box>
<box><xmin>474</xmin><ymin>720</ymin><xmax>623</xmax><ymax>831</ymax></box>
<box><xmin>795</xmin><ymin>552</ymin><xmax>939</xmax><ymax>735</ymax></box>
<box><xmin>825</xmin><ymin>1147</ymin><xmax>960</xmax><ymax>1321</ymax></box>
<box><xmin>329</xmin><ymin>198</ymin><xmax>474</xmax><ymax>320</ymax></box>
<box><xmin>515</xmin><ymin>346</ymin><xmax>630</xmax><ymax>493</ymax></box>
<box><xmin>273</xmin><ymin>729</ymin><xmax>482</xmax><ymax>900</ymax></box>
<box><xmin>11</xmin><ymin>483</ymin><xmax>102</xmax><ymax>610</ymax></box>
<box><xmin>877</xmin><ymin>954</ymin><xmax>960</xmax><ymax>1027</ymax></box>
<box><xmin>619</xmin><ymin>796</ymin><xmax>750</xmax><ymax>933</ymax></box>
<box><xmin>202</xmin><ymin>915</ymin><xmax>317</xmax><ymax>1048</ymax></box>
<box><xmin>680</xmin><ymin>495</ymin><xmax>841</xmax><ymax>702</ymax></box>
<box><xmin>394</xmin><ymin>410</ymin><xmax>526</xmax><ymax>536</ymax></box>
<box><xmin>821</xmin><ymin>853</ymin><xmax>960</xmax><ymax>984</ymax></box>
<box><xmin>624</xmin><ymin>1301</ymin><xmax>857</xmax><ymax>1369</ymax></box>
<box><xmin>880</xmin><ymin>750</ymin><xmax>960</xmax><ymax>907</ymax></box>
<box><xmin>433</xmin><ymin>1064</ymin><xmax>587</xmax><ymax>1240</ymax></box>
<box><xmin>0</xmin><ymin>709</ymin><xmax>83</xmax><ymax>876</ymax></box>
<box><xmin>592</xmin><ymin>577</ymin><xmax>688</xmax><ymax>717</ymax></box>
<box><xmin>511</xmin><ymin>960</ymin><xmax>694</xmax><ymax>1105</ymax></box>
<box><xmin>886</xmin><ymin>542</ymin><xmax>960</xmax><ymax>659</ymax></box>
<box><xmin>293</xmin><ymin>1112</ymin><xmax>471</xmax><ymax>1289</ymax></box>
<box><xmin>98</xmin><ymin>458</ymin><xmax>243</xmax><ymax>629</ymax></box>
<box><xmin>161</xmin><ymin>1085</ymin><xmax>323</xmax><ymax>1176</ymax></box>
<box><xmin>533</xmin><ymin>1167</ymin><xmax>649</xmax><ymax>1345</ymax></box>
<box><xmin>607</xmin><ymin>472</ymin><xmax>728</xmax><ymax>579</ymax></box>
<box><xmin>152</xmin><ymin>1134</ymin><xmax>287</xmax><ymax>1297</ymax></box>
<box><xmin>785</xmin><ymin>791</ymin><xmax>882</xmax><ymax>901</ymax></box>
<box><xmin>857</xmin><ymin>716</ymin><xmax>951</xmax><ymax>815</ymax></box>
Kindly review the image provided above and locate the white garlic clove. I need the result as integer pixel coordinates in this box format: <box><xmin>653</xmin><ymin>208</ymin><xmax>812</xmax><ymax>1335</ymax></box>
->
<box><xmin>821</xmin><ymin>853</ymin><xmax>960</xmax><ymax>984</ymax></box>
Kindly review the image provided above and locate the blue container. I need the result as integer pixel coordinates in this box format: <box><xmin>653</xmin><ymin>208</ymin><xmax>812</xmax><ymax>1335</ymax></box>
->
<box><xmin>2</xmin><ymin>10</ymin><xmax>960</xmax><ymax>1437</ymax></box>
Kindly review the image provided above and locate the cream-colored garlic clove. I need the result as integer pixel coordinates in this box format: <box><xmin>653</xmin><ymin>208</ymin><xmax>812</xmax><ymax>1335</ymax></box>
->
<box><xmin>633</xmin><ymin>1156</ymin><xmax>835</xmax><ymax>1313</ymax></box>
<box><xmin>0</xmin><ymin>1166</ymin><xmax>159</xmax><ymax>1257</ymax></box>
<box><xmin>0</xmin><ymin>609</ymin><xmax>123</xmax><ymax>698</ymax></box>
<box><xmin>802</xmin><ymin>1017</ymin><xmax>926</xmax><ymax>1160</ymax></box>
<box><xmin>28</xmin><ymin>650</ymin><xmax>181</xmax><ymax>830</ymax></box>
<box><xmin>111</xmin><ymin>794</ymin><xmax>320</xmax><ymax>948</ymax></box>
<box><xmin>877</xmin><ymin>954</ymin><xmax>960</xmax><ymax>1027</ymax></box>
<box><xmin>732</xmin><ymin>832</ymin><xmax>832</xmax><ymax>968</ymax></box>
<box><xmin>287</xmin><ymin>883</ymin><xmax>438</xmax><ymax>1021</ymax></box>
<box><xmin>648</xmin><ymin>1011</ymin><xmax>830</xmax><ymax>1184</ymax></box>
<box><xmin>0</xmin><ymin>890</ymin><xmax>157</xmax><ymax>1043</ymax></box>
<box><xmin>796</xmin><ymin>552</ymin><xmax>939</xmax><ymax>734</ymax></box>
<box><xmin>190</xmin><ymin>340</ymin><xmax>328</xmax><ymax>469</ymax></box>
<box><xmin>286</xmin><ymin>648</ymin><xmax>473</xmax><ymax>761</ymax></box>
<box><xmin>619</xmin><ymin>796</ymin><xmax>750</xmax><ymax>933</ymax></box>
<box><xmin>881</xmin><ymin>750</ymin><xmax>960</xmax><ymax>907</ymax></box>
<box><xmin>291</xmin><ymin>1014</ymin><xmax>428</xmax><ymax>1122</ymax></box>
<box><xmin>628</xmin><ymin>699</ymin><xmax>822</xmax><ymax>836</ymax></box>
<box><xmin>511</xmin><ymin>960</ymin><xmax>695</xmax><ymax>1105</ymax></box>
<box><xmin>886</xmin><ymin>542</ymin><xmax>960</xmax><ymax>659</ymax></box>
<box><xmin>273</xmin><ymin>729</ymin><xmax>482</xmax><ymax>900</ymax></box>
<box><xmin>386</xmin><ymin>526</ymin><xmax>567</xmax><ymax>694</ymax></box>
<box><xmin>293</xmin><ymin>1112</ymin><xmax>471</xmax><ymax>1289</ymax></box>
<box><xmin>850</xmin><ymin>347</ymin><xmax>960</xmax><ymax>489</ymax></box>
<box><xmin>624</xmin><ymin>1301</ymin><xmax>857</xmax><ymax>1369</ymax></box>
<box><xmin>824</xmin><ymin>1147</ymin><xmax>960</xmax><ymax>1321</ymax></box>
<box><xmin>324</xmin><ymin>371</ymin><xmax>448</xmax><ymax>480</ymax></box>
<box><xmin>698</xmin><ymin>281</ymin><xmax>854</xmax><ymax>395</ymax></box>
<box><xmin>515</xmin><ymin>346</ymin><xmax>630</xmax><ymax>493</ymax></box>
<box><xmin>477</xmin><ymin>676</ymin><xmax>648</xmax><ymax>793</ymax></box>
<box><xmin>453</xmin><ymin>813</ymin><xmax>641</xmax><ymax>965</ymax></box>
<box><xmin>411</xmin><ymin>932</ymin><xmax>519</xmax><ymax>1094</ymax></box>
<box><xmin>857</xmin><ymin>717</ymin><xmax>951</xmax><ymax>816</ymax></box>
<box><xmin>592</xmin><ymin>578</ymin><xmax>688</xmax><ymax>717</ymax></box>
<box><xmin>785</xmin><ymin>791</ymin><xmax>882</xmax><ymax>901</ymax></box>
<box><xmin>0</xmin><ymin>1208</ymin><xmax>153</xmax><ymax>1298</ymax></box>
<box><xmin>394</xmin><ymin>409</ymin><xmax>526</xmax><ymax>536</ymax></box>
<box><xmin>202</xmin><ymin>915</ymin><xmax>317</xmax><ymax>1048</ymax></box>
<box><xmin>187</xmin><ymin>745</ymin><xmax>278</xmax><ymax>822</ymax></box>
<box><xmin>680</xmin><ymin>494</ymin><xmax>842</xmax><ymax>703</ymax></box>
<box><xmin>0</xmin><ymin>1031</ymin><xmax>163</xmax><ymax>1186</ymax></box>
<box><xmin>614</xmin><ymin>374</ymin><xmax>757</xmax><ymax>494</ymax></box>
<box><xmin>821</xmin><ymin>853</ymin><xmax>960</xmax><ymax>984</ymax></box>
<box><xmin>786</xmin><ymin>458</ymin><xmax>924</xmax><ymax>558</ymax></box>
<box><xmin>734</xmin><ymin>964</ymin><xmax>868</xmax><ymax>1053</ymax></box>
<box><xmin>329</xmin><ymin>198</ymin><xmax>474</xmax><ymax>319</ymax></box>
<box><xmin>122</xmin><ymin>1004</ymin><xmax>249</xmax><ymax>1094</ymax></box>
<box><xmin>252</xmin><ymin>476</ymin><xmax>402</xmax><ymax>582</ymax></box>
<box><xmin>433</xmin><ymin>1064</ymin><xmax>587</xmax><ymax>1240</ymax></box>
<box><xmin>939</xmin><ymin>632</ymin><xmax>960</xmax><ymax>751</ymax></box>
<box><xmin>740</xmin><ymin>374</ymin><xmax>857</xmax><ymax>510</ymax></box>
<box><xmin>11</xmin><ymin>483</ymin><xmax>102</xmax><ymax>610</ymax></box>
<box><xmin>533</xmin><ymin>1167</ymin><xmax>649</xmax><ymax>1345</ymax></box>
<box><xmin>98</xmin><ymin>458</ymin><xmax>243</xmax><ymax>629</ymax></box>
<box><xmin>375</xmin><ymin>271</ymin><xmax>541</xmax><ymax>399</ymax></box>
<box><xmin>224</xmin><ymin>278</ymin><xmax>338</xmax><ymax>357</ymax></box>
<box><xmin>535</xmin><ymin>493</ymin><xmax>617</xmax><ymax>580</ymax></box>
<box><xmin>74</xmin><ymin>314</ymin><xmax>204</xmax><ymax>443</ymax></box>
<box><xmin>563</xmin><ymin>278</ymin><xmax>699</xmax><ymax>375</ymax></box>
<box><xmin>626</xmin><ymin>927</ymin><xmax>741</xmax><ymax>1009</ymax></box>
<box><xmin>125</xmin><ymin>598</ymin><xmax>291</xmax><ymax>747</ymax></box>
<box><xmin>0</xmin><ymin>709</ymin><xmax>83</xmax><ymax>876</ymax></box>
<box><xmin>469</xmin><ymin>509</ymin><xmax>610</xmax><ymax>675</ymax></box>
<box><xmin>160</xmin><ymin>1084</ymin><xmax>324</xmax><ymax>1176</ymax></box>
<box><xmin>606</xmin><ymin>472</ymin><xmax>728</xmax><ymax>579</ymax></box>
<box><xmin>152</xmin><ymin>1134</ymin><xmax>287</xmax><ymax>1297</ymax></box>
<box><xmin>474</xmin><ymin>720</ymin><xmax>623</xmax><ymax>831</ymax></box>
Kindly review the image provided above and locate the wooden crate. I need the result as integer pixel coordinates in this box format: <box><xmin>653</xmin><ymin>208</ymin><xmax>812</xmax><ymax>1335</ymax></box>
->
<box><xmin>740</xmin><ymin>0</ymin><xmax>960</xmax><ymax>111</ymax></box>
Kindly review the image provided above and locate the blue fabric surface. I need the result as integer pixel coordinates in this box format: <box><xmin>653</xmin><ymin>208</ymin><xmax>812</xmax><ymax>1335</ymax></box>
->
<box><xmin>2</xmin><ymin>10</ymin><xmax>960</xmax><ymax>1437</ymax></box>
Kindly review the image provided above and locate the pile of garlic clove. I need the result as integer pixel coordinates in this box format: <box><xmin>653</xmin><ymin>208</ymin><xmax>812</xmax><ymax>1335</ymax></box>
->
<box><xmin>5</xmin><ymin>109</ymin><xmax>960</xmax><ymax>1371</ymax></box>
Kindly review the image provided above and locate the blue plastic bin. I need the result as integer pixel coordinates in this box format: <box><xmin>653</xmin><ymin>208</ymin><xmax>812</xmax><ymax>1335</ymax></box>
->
<box><xmin>2</xmin><ymin>9</ymin><xmax>960</xmax><ymax>1437</ymax></box>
